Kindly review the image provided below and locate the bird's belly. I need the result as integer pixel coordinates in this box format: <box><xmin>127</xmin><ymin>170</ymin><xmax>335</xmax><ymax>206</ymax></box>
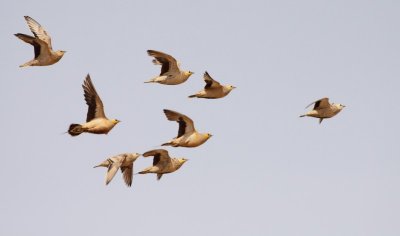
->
<box><xmin>180</xmin><ymin>134</ymin><xmax>207</xmax><ymax>147</ymax></box>
<box><xmin>82</xmin><ymin>119</ymin><xmax>113</xmax><ymax>134</ymax></box>
<box><xmin>37</xmin><ymin>54</ymin><xmax>59</xmax><ymax>66</ymax></box>
<box><xmin>203</xmin><ymin>88</ymin><xmax>225</xmax><ymax>98</ymax></box>
<box><xmin>162</xmin><ymin>74</ymin><xmax>188</xmax><ymax>85</ymax></box>
<box><xmin>308</xmin><ymin>109</ymin><xmax>336</xmax><ymax>118</ymax></box>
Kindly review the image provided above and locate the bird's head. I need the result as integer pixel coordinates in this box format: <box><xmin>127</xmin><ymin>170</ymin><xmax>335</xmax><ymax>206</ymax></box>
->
<box><xmin>335</xmin><ymin>104</ymin><xmax>346</xmax><ymax>110</ymax></box>
<box><xmin>111</xmin><ymin>119</ymin><xmax>121</xmax><ymax>124</ymax></box>
<box><xmin>185</xmin><ymin>71</ymin><xmax>194</xmax><ymax>77</ymax></box>
<box><xmin>226</xmin><ymin>85</ymin><xmax>236</xmax><ymax>91</ymax></box>
<box><xmin>56</xmin><ymin>50</ymin><xmax>67</xmax><ymax>57</ymax></box>
<box><xmin>175</xmin><ymin>158</ymin><xmax>188</xmax><ymax>169</ymax></box>
<box><xmin>126</xmin><ymin>153</ymin><xmax>141</xmax><ymax>161</ymax></box>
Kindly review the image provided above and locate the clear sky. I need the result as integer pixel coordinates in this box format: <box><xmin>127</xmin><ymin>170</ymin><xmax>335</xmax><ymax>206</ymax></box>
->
<box><xmin>1</xmin><ymin>0</ymin><xmax>399</xmax><ymax>235</ymax></box>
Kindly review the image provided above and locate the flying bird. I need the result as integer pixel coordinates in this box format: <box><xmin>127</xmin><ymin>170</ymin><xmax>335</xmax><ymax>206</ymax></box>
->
<box><xmin>68</xmin><ymin>74</ymin><xmax>120</xmax><ymax>136</ymax></box>
<box><xmin>94</xmin><ymin>153</ymin><xmax>140</xmax><ymax>186</ymax></box>
<box><xmin>145</xmin><ymin>50</ymin><xmax>193</xmax><ymax>85</ymax></box>
<box><xmin>162</xmin><ymin>109</ymin><xmax>212</xmax><ymax>147</ymax></box>
<box><xmin>189</xmin><ymin>71</ymin><xmax>236</xmax><ymax>99</ymax></box>
<box><xmin>14</xmin><ymin>16</ymin><xmax>65</xmax><ymax>67</ymax></box>
<box><xmin>300</xmin><ymin>97</ymin><xmax>345</xmax><ymax>124</ymax></box>
<box><xmin>138</xmin><ymin>149</ymin><xmax>188</xmax><ymax>180</ymax></box>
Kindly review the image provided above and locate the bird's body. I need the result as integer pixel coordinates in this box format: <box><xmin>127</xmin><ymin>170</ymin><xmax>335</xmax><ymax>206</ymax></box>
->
<box><xmin>15</xmin><ymin>16</ymin><xmax>65</xmax><ymax>67</ymax></box>
<box><xmin>138</xmin><ymin>149</ymin><xmax>187</xmax><ymax>180</ymax></box>
<box><xmin>189</xmin><ymin>71</ymin><xmax>236</xmax><ymax>99</ymax></box>
<box><xmin>163</xmin><ymin>132</ymin><xmax>210</xmax><ymax>147</ymax></box>
<box><xmin>300</xmin><ymin>97</ymin><xmax>345</xmax><ymax>124</ymax></box>
<box><xmin>94</xmin><ymin>153</ymin><xmax>140</xmax><ymax>186</ymax></box>
<box><xmin>162</xmin><ymin>109</ymin><xmax>212</xmax><ymax>148</ymax></box>
<box><xmin>68</xmin><ymin>74</ymin><xmax>120</xmax><ymax>136</ymax></box>
<box><xmin>146</xmin><ymin>50</ymin><xmax>193</xmax><ymax>85</ymax></box>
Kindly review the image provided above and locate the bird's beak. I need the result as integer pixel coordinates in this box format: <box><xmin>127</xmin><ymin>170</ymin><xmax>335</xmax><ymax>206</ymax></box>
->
<box><xmin>232</xmin><ymin>86</ymin><xmax>237</xmax><ymax>89</ymax></box>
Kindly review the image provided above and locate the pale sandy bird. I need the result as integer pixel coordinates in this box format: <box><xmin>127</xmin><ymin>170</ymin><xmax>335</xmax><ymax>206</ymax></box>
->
<box><xmin>138</xmin><ymin>149</ymin><xmax>188</xmax><ymax>180</ymax></box>
<box><xmin>189</xmin><ymin>71</ymin><xmax>236</xmax><ymax>99</ymax></box>
<box><xmin>15</xmin><ymin>16</ymin><xmax>65</xmax><ymax>67</ymax></box>
<box><xmin>145</xmin><ymin>50</ymin><xmax>193</xmax><ymax>85</ymax></box>
<box><xmin>162</xmin><ymin>109</ymin><xmax>212</xmax><ymax>147</ymax></box>
<box><xmin>94</xmin><ymin>153</ymin><xmax>140</xmax><ymax>186</ymax></box>
<box><xmin>300</xmin><ymin>97</ymin><xmax>346</xmax><ymax>124</ymax></box>
<box><xmin>68</xmin><ymin>74</ymin><xmax>120</xmax><ymax>136</ymax></box>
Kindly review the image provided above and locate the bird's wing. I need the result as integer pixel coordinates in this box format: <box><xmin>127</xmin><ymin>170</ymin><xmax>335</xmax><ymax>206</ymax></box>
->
<box><xmin>121</xmin><ymin>163</ymin><xmax>133</xmax><ymax>187</ymax></box>
<box><xmin>203</xmin><ymin>71</ymin><xmax>221</xmax><ymax>89</ymax></box>
<box><xmin>163</xmin><ymin>109</ymin><xmax>195</xmax><ymax>137</ymax></box>
<box><xmin>24</xmin><ymin>16</ymin><xmax>53</xmax><ymax>50</ymax></box>
<box><xmin>147</xmin><ymin>50</ymin><xmax>179</xmax><ymax>75</ymax></box>
<box><xmin>83</xmin><ymin>74</ymin><xmax>106</xmax><ymax>121</ymax></box>
<box><xmin>14</xmin><ymin>33</ymin><xmax>42</xmax><ymax>58</ymax></box>
<box><xmin>143</xmin><ymin>149</ymin><xmax>171</xmax><ymax>166</ymax></box>
<box><xmin>305</xmin><ymin>97</ymin><xmax>330</xmax><ymax>110</ymax></box>
<box><xmin>105</xmin><ymin>156</ymin><xmax>124</xmax><ymax>185</ymax></box>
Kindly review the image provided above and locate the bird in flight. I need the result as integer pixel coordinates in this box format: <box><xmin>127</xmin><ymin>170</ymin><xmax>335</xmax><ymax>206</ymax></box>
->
<box><xmin>162</xmin><ymin>109</ymin><xmax>212</xmax><ymax>147</ymax></box>
<box><xmin>68</xmin><ymin>74</ymin><xmax>120</xmax><ymax>136</ymax></box>
<box><xmin>189</xmin><ymin>71</ymin><xmax>236</xmax><ymax>99</ymax></box>
<box><xmin>138</xmin><ymin>149</ymin><xmax>188</xmax><ymax>180</ymax></box>
<box><xmin>300</xmin><ymin>97</ymin><xmax>345</xmax><ymax>124</ymax></box>
<box><xmin>145</xmin><ymin>50</ymin><xmax>193</xmax><ymax>85</ymax></box>
<box><xmin>94</xmin><ymin>153</ymin><xmax>141</xmax><ymax>186</ymax></box>
<box><xmin>15</xmin><ymin>16</ymin><xmax>66</xmax><ymax>67</ymax></box>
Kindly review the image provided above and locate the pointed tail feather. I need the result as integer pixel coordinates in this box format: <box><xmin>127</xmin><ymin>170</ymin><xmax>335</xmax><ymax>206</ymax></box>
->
<box><xmin>19</xmin><ymin>60</ymin><xmax>35</xmax><ymax>68</ymax></box>
<box><xmin>188</xmin><ymin>94</ymin><xmax>197</xmax><ymax>98</ymax></box>
<box><xmin>68</xmin><ymin>124</ymin><xmax>84</xmax><ymax>136</ymax></box>
<box><xmin>144</xmin><ymin>79</ymin><xmax>155</xmax><ymax>83</ymax></box>
<box><xmin>299</xmin><ymin>114</ymin><xmax>306</xmax><ymax>118</ymax></box>
<box><xmin>161</xmin><ymin>142</ymin><xmax>172</xmax><ymax>146</ymax></box>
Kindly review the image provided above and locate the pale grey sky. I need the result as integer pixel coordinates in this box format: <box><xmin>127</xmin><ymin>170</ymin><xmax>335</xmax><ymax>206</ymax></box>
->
<box><xmin>1</xmin><ymin>0</ymin><xmax>400</xmax><ymax>235</ymax></box>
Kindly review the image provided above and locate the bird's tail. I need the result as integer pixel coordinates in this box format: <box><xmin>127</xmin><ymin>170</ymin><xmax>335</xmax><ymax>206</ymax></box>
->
<box><xmin>138</xmin><ymin>168</ymin><xmax>151</xmax><ymax>174</ymax></box>
<box><xmin>144</xmin><ymin>78</ymin><xmax>155</xmax><ymax>83</ymax></box>
<box><xmin>299</xmin><ymin>114</ymin><xmax>306</xmax><ymax>118</ymax></box>
<box><xmin>19</xmin><ymin>60</ymin><xmax>35</xmax><ymax>68</ymax></box>
<box><xmin>188</xmin><ymin>94</ymin><xmax>197</xmax><ymax>98</ymax></box>
<box><xmin>68</xmin><ymin>124</ymin><xmax>84</xmax><ymax>136</ymax></box>
<box><xmin>161</xmin><ymin>142</ymin><xmax>172</xmax><ymax>146</ymax></box>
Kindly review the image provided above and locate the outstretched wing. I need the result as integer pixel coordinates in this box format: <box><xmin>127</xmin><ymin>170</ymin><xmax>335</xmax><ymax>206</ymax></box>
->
<box><xmin>203</xmin><ymin>71</ymin><xmax>221</xmax><ymax>89</ymax></box>
<box><xmin>24</xmin><ymin>16</ymin><xmax>53</xmax><ymax>50</ymax></box>
<box><xmin>163</xmin><ymin>109</ymin><xmax>195</xmax><ymax>137</ymax></box>
<box><xmin>143</xmin><ymin>149</ymin><xmax>171</xmax><ymax>166</ymax></box>
<box><xmin>83</xmin><ymin>74</ymin><xmax>106</xmax><ymax>121</ymax></box>
<box><xmin>147</xmin><ymin>50</ymin><xmax>179</xmax><ymax>75</ymax></box>
<box><xmin>305</xmin><ymin>97</ymin><xmax>330</xmax><ymax>110</ymax></box>
<box><xmin>105</xmin><ymin>156</ymin><xmax>124</xmax><ymax>185</ymax></box>
<box><xmin>121</xmin><ymin>163</ymin><xmax>133</xmax><ymax>187</ymax></box>
<box><xmin>14</xmin><ymin>33</ymin><xmax>42</xmax><ymax>58</ymax></box>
